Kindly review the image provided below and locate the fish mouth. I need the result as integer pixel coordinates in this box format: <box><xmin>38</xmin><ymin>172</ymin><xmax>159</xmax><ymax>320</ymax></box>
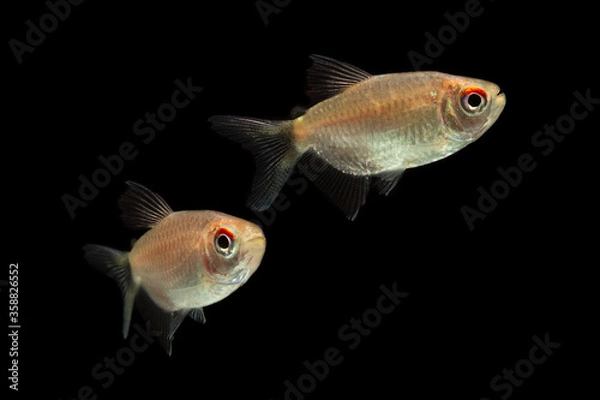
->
<box><xmin>491</xmin><ymin>89</ymin><xmax>506</xmax><ymax>119</ymax></box>
<box><xmin>495</xmin><ymin>87</ymin><xmax>506</xmax><ymax>104</ymax></box>
<box><xmin>240</xmin><ymin>236</ymin><xmax>266</xmax><ymax>269</ymax></box>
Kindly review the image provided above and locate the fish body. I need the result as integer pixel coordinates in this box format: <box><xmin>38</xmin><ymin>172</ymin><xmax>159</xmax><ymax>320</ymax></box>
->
<box><xmin>83</xmin><ymin>182</ymin><xmax>266</xmax><ymax>355</ymax></box>
<box><xmin>210</xmin><ymin>55</ymin><xmax>506</xmax><ymax>219</ymax></box>
<box><xmin>295</xmin><ymin>72</ymin><xmax>485</xmax><ymax>173</ymax></box>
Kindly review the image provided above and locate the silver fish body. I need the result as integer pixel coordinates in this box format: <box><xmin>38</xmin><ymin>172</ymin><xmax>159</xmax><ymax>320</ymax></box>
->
<box><xmin>295</xmin><ymin>72</ymin><xmax>504</xmax><ymax>174</ymax></box>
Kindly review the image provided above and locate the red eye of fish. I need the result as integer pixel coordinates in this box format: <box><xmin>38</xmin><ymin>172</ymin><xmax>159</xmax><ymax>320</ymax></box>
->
<box><xmin>460</xmin><ymin>87</ymin><xmax>488</xmax><ymax>113</ymax></box>
<box><xmin>215</xmin><ymin>227</ymin><xmax>235</xmax><ymax>256</ymax></box>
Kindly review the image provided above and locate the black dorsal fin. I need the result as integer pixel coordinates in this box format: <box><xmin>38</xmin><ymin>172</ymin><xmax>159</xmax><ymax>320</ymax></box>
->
<box><xmin>306</xmin><ymin>54</ymin><xmax>373</xmax><ymax>104</ymax></box>
<box><xmin>119</xmin><ymin>181</ymin><xmax>174</xmax><ymax>230</ymax></box>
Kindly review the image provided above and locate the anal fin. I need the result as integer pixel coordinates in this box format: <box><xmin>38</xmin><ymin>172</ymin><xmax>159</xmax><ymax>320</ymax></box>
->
<box><xmin>300</xmin><ymin>152</ymin><xmax>370</xmax><ymax>220</ymax></box>
<box><xmin>135</xmin><ymin>289</ymin><xmax>188</xmax><ymax>356</ymax></box>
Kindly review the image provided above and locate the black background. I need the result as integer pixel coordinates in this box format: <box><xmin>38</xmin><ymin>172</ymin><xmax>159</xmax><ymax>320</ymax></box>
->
<box><xmin>5</xmin><ymin>1</ymin><xmax>598</xmax><ymax>399</ymax></box>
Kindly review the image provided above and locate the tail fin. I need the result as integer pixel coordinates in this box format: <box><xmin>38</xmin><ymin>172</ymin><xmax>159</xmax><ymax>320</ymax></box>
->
<box><xmin>83</xmin><ymin>244</ymin><xmax>139</xmax><ymax>338</ymax></box>
<box><xmin>209</xmin><ymin>115</ymin><xmax>301</xmax><ymax>211</ymax></box>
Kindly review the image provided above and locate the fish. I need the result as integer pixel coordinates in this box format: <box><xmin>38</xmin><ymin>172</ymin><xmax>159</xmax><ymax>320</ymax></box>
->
<box><xmin>209</xmin><ymin>54</ymin><xmax>506</xmax><ymax>219</ymax></box>
<box><xmin>83</xmin><ymin>181</ymin><xmax>266</xmax><ymax>355</ymax></box>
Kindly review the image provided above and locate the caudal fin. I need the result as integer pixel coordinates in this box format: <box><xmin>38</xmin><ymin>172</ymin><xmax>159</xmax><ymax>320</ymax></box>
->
<box><xmin>82</xmin><ymin>244</ymin><xmax>139</xmax><ymax>338</ymax></box>
<box><xmin>209</xmin><ymin>115</ymin><xmax>301</xmax><ymax>211</ymax></box>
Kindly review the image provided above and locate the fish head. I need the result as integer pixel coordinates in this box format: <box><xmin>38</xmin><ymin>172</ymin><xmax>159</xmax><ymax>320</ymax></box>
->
<box><xmin>201</xmin><ymin>214</ymin><xmax>266</xmax><ymax>286</ymax></box>
<box><xmin>440</xmin><ymin>75</ymin><xmax>506</xmax><ymax>143</ymax></box>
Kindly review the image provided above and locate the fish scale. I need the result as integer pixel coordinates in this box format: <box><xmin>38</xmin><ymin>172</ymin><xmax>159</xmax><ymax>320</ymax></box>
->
<box><xmin>298</xmin><ymin>73</ymin><xmax>451</xmax><ymax>174</ymax></box>
<box><xmin>131</xmin><ymin>213</ymin><xmax>202</xmax><ymax>287</ymax></box>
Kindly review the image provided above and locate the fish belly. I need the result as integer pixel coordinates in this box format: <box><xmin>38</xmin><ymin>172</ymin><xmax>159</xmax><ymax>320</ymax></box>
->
<box><xmin>167</xmin><ymin>281</ymin><xmax>242</xmax><ymax>309</ymax></box>
<box><xmin>297</xmin><ymin>73</ymin><xmax>452</xmax><ymax>175</ymax></box>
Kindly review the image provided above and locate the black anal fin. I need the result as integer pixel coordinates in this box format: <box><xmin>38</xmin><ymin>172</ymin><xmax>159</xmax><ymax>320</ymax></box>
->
<box><xmin>300</xmin><ymin>152</ymin><xmax>370</xmax><ymax>220</ymax></box>
<box><xmin>135</xmin><ymin>289</ymin><xmax>188</xmax><ymax>356</ymax></box>
<box><xmin>372</xmin><ymin>169</ymin><xmax>406</xmax><ymax>196</ymax></box>
<box><xmin>307</xmin><ymin>54</ymin><xmax>373</xmax><ymax>104</ymax></box>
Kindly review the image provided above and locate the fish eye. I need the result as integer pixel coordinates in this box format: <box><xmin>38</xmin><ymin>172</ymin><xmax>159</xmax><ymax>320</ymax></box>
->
<box><xmin>460</xmin><ymin>87</ymin><xmax>488</xmax><ymax>113</ymax></box>
<box><xmin>215</xmin><ymin>228</ymin><xmax>235</xmax><ymax>256</ymax></box>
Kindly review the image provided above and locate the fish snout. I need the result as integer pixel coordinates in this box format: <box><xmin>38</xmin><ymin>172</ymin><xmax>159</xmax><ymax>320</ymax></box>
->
<box><xmin>241</xmin><ymin>234</ymin><xmax>266</xmax><ymax>273</ymax></box>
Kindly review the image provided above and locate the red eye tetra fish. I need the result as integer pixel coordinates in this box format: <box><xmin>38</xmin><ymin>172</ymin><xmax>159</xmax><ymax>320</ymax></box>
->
<box><xmin>83</xmin><ymin>181</ymin><xmax>266</xmax><ymax>355</ymax></box>
<box><xmin>210</xmin><ymin>55</ymin><xmax>506</xmax><ymax>219</ymax></box>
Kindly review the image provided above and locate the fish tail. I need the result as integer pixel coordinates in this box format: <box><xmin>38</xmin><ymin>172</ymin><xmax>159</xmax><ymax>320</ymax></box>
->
<box><xmin>82</xmin><ymin>244</ymin><xmax>139</xmax><ymax>338</ymax></box>
<box><xmin>209</xmin><ymin>115</ymin><xmax>301</xmax><ymax>211</ymax></box>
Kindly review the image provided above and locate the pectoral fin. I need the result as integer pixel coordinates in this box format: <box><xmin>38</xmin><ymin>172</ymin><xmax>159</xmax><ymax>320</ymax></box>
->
<box><xmin>372</xmin><ymin>169</ymin><xmax>405</xmax><ymax>196</ymax></box>
<box><xmin>189</xmin><ymin>308</ymin><xmax>206</xmax><ymax>324</ymax></box>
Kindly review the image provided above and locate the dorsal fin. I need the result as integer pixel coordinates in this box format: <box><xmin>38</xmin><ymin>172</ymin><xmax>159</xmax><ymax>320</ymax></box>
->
<box><xmin>306</xmin><ymin>54</ymin><xmax>373</xmax><ymax>104</ymax></box>
<box><xmin>119</xmin><ymin>181</ymin><xmax>174</xmax><ymax>230</ymax></box>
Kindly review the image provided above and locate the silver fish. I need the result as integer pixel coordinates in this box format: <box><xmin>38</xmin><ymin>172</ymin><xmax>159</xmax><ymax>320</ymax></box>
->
<box><xmin>83</xmin><ymin>181</ymin><xmax>266</xmax><ymax>354</ymax></box>
<box><xmin>210</xmin><ymin>54</ymin><xmax>506</xmax><ymax>219</ymax></box>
